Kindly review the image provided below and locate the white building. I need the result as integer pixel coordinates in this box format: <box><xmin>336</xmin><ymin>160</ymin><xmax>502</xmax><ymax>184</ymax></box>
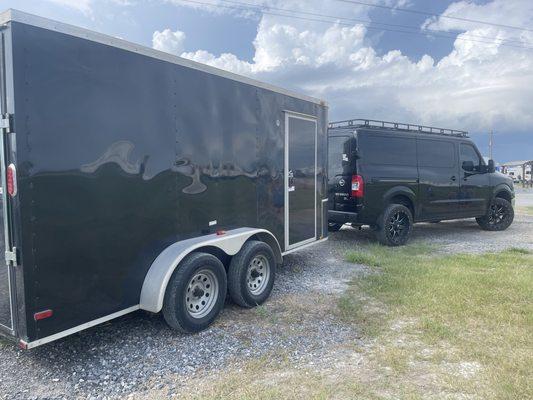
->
<box><xmin>501</xmin><ymin>160</ymin><xmax>532</xmax><ymax>183</ymax></box>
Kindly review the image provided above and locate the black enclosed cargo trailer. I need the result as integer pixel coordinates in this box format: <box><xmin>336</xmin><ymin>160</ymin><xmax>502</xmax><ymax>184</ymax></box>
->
<box><xmin>0</xmin><ymin>9</ymin><xmax>328</xmax><ymax>348</ymax></box>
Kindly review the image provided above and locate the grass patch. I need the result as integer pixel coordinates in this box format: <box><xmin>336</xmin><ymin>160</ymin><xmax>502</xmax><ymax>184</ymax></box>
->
<box><xmin>148</xmin><ymin>245</ymin><xmax>532</xmax><ymax>400</ymax></box>
<box><xmin>342</xmin><ymin>244</ymin><xmax>533</xmax><ymax>399</ymax></box>
<box><xmin>517</xmin><ymin>205</ymin><xmax>533</xmax><ymax>216</ymax></box>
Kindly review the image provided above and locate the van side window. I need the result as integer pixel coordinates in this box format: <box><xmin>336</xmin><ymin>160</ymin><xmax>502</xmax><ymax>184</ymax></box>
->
<box><xmin>359</xmin><ymin>135</ymin><xmax>416</xmax><ymax>166</ymax></box>
<box><xmin>418</xmin><ymin>140</ymin><xmax>455</xmax><ymax>168</ymax></box>
<box><xmin>460</xmin><ymin>143</ymin><xmax>482</xmax><ymax>170</ymax></box>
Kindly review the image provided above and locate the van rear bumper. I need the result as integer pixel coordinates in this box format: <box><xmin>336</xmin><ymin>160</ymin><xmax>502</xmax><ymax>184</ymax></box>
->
<box><xmin>329</xmin><ymin>210</ymin><xmax>359</xmax><ymax>224</ymax></box>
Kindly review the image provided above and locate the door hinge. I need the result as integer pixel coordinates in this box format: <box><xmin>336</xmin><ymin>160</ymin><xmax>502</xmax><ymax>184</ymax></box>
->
<box><xmin>0</xmin><ymin>114</ymin><xmax>12</xmax><ymax>133</ymax></box>
<box><xmin>5</xmin><ymin>247</ymin><xmax>18</xmax><ymax>266</ymax></box>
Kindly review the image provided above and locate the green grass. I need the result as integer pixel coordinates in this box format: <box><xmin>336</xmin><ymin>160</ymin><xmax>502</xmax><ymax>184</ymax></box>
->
<box><xmin>517</xmin><ymin>205</ymin><xmax>533</xmax><ymax>216</ymax></box>
<box><xmin>341</xmin><ymin>244</ymin><xmax>533</xmax><ymax>399</ymax></box>
<box><xmin>148</xmin><ymin>245</ymin><xmax>533</xmax><ymax>400</ymax></box>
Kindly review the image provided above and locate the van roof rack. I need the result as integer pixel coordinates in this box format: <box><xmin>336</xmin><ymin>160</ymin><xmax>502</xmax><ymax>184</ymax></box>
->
<box><xmin>329</xmin><ymin>119</ymin><xmax>469</xmax><ymax>138</ymax></box>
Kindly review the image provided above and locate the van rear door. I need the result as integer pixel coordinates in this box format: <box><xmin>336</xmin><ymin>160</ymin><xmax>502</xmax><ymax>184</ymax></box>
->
<box><xmin>328</xmin><ymin>135</ymin><xmax>356</xmax><ymax>213</ymax></box>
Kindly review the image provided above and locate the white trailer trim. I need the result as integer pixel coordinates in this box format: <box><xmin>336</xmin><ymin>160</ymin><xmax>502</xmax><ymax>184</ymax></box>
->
<box><xmin>282</xmin><ymin>236</ymin><xmax>328</xmax><ymax>255</ymax></box>
<box><xmin>0</xmin><ymin>9</ymin><xmax>326</xmax><ymax>107</ymax></box>
<box><xmin>20</xmin><ymin>305</ymin><xmax>140</xmax><ymax>349</ymax></box>
<box><xmin>284</xmin><ymin>111</ymin><xmax>318</xmax><ymax>250</ymax></box>
<box><xmin>140</xmin><ymin>228</ymin><xmax>282</xmax><ymax>313</ymax></box>
<box><xmin>20</xmin><ymin>233</ymin><xmax>325</xmax><ymax>349</ymax></box>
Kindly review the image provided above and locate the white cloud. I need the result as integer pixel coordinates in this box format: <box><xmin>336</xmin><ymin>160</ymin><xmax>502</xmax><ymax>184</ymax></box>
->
<box><xmin>44</xmin><ymin>0</ymin><xmax>136</xmax><ymax>14</ymax></box>
<box><xmin>46</xmin><ymin>0</ymin><xmax>93</xmax><ymax>14</ymax></box>
<box><xmin>153</xmin><ymin>28</ymin><xmax>187</xmax><ymax>55</ymax></box>
<box><xmin>155</xmin><ymin>0</ymin><xmax>533</xmax><ymax>133</ymax></box>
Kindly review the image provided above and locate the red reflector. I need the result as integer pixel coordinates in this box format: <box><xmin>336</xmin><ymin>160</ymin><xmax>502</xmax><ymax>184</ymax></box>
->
<box><xmin>351</xmin><ymin>175</ymin><xmax>364</xmax><ymax>198</ymax></box>
<box><xmin>18</xmin><ymin>340</ymin><xmax>28</xmax><ymax>350</ymax></box>
<box><xmin>216</xmin><ymin>230</ymin><xmax>227</xmax><ymax>236</ymax></box>
<box><xmin>34</xmin><ymin>309</ymin><xmax>53</xmax><ymax>321</ymax></box>
<box><xmin>6</xmin><ymin>163</ymin><xmax>17</xmax><ymax>197</ymax></box>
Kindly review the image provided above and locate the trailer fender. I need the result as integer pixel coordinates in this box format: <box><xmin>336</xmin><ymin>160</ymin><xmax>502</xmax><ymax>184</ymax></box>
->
<box><xmin>140</xmin><ymin>228</ymin><xmax>282</xmax><ymax>313</ymax></box>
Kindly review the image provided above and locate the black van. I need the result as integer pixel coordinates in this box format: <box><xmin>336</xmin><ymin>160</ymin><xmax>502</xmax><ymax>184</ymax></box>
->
<box><xmin>327</xmin><ymin>119</ymin><xmax>515</xmax><ymax>246</ymax></box>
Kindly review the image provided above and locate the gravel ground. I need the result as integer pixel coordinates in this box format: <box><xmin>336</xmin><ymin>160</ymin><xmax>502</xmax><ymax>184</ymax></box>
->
<box><xmin>515</xmin><ymin>188</ymin><xmax>533</xmax><ymax>207</ymax></box>
<box><xmin>0</xmin><ymin>198</ymin><xmax>531</xmax><ymax>399</ymax></box>
<box><xmin>334</xmin><ymin>213</ymin><xmax>533</xmax><ymax>254</ymax></box>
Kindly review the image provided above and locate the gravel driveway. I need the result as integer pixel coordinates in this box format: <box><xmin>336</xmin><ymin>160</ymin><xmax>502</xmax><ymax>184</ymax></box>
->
<box><xmin>1</xmin><ymin>203</ymin><xmax>531</xmax><ymax>399</ymax></box>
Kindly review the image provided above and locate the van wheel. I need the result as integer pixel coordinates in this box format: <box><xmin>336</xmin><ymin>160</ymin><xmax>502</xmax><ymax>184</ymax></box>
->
<box><xmin>476</xmin><ymin>198</ymin><xmax>514</xmax><ymax>231</ymax></box>
<box><xmin>228</xmin><ymin>241</ymin><xmax>276</xmax><ymax>308</ymax></box>
<box><xmin>328</xmin><ymin>222</ymin><xmax>343</xmax><ymax>232</ymax></box>
<box><xmin>376</xmin><ymin>204</ymin><xmax>413</xmax><ymax>246</ymax></box>
<box><xmin>162</xmin><ymin>252</ymin><xmax>227</xmax><ymax>333</ymax></box>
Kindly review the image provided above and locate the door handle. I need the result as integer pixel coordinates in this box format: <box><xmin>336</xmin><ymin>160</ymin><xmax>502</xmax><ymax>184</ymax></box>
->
<box><xmin>451</xmin><ymin>176</ymin><xmax>456</xmax><ymax>181</ymax></box>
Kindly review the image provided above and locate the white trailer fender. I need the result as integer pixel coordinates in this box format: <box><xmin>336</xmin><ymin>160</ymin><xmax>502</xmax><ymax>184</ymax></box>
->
<box><xmin>140</xmin><ymin>228</ymin><xmax>282</xmax><ymax>313</ymax></box>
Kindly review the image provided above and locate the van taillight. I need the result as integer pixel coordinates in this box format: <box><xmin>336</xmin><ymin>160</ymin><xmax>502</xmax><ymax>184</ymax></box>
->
<box><xmin>351</xmin><ymin>175</ymin><xmax>364</xmax><ymax>198</ymax></box>
<box><xmin>6</xmin><ymin>164</ymin><xmax>17</xmax><ymax>197</ymax></box>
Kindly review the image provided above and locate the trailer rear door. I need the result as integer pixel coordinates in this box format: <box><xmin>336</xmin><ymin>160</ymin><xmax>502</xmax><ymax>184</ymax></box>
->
<box><xmin>285</xmin><ymin>113</ymin><xmax>317</xmax><ymax>250</ymax></box>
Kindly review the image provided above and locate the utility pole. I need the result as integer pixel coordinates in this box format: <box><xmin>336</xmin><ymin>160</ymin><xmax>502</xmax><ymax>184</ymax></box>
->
<box><xmin>489</xmin><ymin>130</ymin><xmax>494</xmax><ymax>160</ymax></box>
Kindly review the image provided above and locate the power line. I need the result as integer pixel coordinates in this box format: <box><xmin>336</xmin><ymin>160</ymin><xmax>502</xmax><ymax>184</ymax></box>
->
<box><xmin>215</xmin><ymin>0</ymin><xmax>528</xmax><ymax>47</ymax></box>
<box><xmin>176</xmin><ymin>0</ymin><xmax>533</xmax><ymax>51</ymax></box>
<box><xmin>335</xmin><ymin>0</ymin><xmax>533</xmax><ymax>33</ymax></box>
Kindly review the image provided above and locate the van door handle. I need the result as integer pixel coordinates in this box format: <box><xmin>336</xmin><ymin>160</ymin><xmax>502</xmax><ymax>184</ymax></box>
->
<box><xmin>451</xmin><ymin>176</ymin><xmax>456</xmax><ymax>181</ymax></box>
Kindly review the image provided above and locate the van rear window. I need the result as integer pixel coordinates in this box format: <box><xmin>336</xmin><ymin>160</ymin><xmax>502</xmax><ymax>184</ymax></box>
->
<box><xmin>358</xmin><ymin>135</ymin><xmax>416</xmax><ymax>166</ymax></box>
<box><xmin>328</xmin><ymin>136</ymin><xmax>351</xmax><ymax>176</ymax></box>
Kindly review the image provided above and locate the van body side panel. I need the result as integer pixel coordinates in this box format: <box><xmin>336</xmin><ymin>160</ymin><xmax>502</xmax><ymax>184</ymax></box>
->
<box><xmin>356</xmin><ymin>131</ymin><xmax>418</xmax><ymax>223</ymax></box>
<box><xmin>416</xmin><ymin>138</ymin><xmax>460</xmax><ymax>220</ymax></box>
<box><xmin>9</xmin><ymin>22</ymin><xmax>326</xmax><ymax>341</ymax></box>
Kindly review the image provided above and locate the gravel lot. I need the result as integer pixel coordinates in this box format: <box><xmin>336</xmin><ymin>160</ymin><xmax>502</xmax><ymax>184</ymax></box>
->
<box><xmin>0</xmin><ymin>196</ymin><xmax>531</xmax><ymax>399</ymax></box>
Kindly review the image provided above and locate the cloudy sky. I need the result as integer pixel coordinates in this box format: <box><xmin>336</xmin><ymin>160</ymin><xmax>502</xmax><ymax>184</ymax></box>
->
<box><xmin>2</xmin><ymin>0</ymin><xmax>532</xmax><ymax>162</ymax></box>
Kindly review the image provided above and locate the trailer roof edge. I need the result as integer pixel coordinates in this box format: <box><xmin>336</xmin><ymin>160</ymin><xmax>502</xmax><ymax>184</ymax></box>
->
<box><xmin>0</xmin><ymin>8</ymin><xmax>327</xmax><ymax>107</ymax></box>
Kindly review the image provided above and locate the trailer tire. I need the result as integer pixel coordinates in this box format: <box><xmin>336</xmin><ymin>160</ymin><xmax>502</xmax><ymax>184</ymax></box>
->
<box><xmin>228</xmin><ymin>241</ymin><xmax>276</xmax><ymax>308</ymax></box>
<box><xmin>162</xmin><ymin>252</ymin><xmax>227</xmax><ymax>333</ymax></box>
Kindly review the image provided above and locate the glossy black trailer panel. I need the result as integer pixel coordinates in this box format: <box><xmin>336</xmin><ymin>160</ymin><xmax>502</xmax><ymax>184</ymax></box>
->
<box><xmin>1</xmin><ymin>18</ymin><xmax>327</xmax><ymax>344</ymax></box>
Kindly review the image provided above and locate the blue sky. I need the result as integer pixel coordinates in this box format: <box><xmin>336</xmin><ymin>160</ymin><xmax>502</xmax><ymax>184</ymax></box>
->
<box><xmin>1</xmin><ymin>0</ymin><xmax>531</xmax><ymax>163</ymax></box>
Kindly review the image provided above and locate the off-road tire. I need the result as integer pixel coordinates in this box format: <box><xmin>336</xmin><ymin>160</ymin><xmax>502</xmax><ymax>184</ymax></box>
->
<box><xmin>476</xmin><ymin>197</ymin><xmax>514</xmax><ymax>231</ymax></box>
<box><xmin>163</xmin><ymin>252</ymin><xmax>227</xmax><ymax>333</ymax></box>
<box><xmin>376</xmin><ymin>204</ymin><xmax>413</xmax><ymax>246</ymax></box>
<box><xmin>228</xmin><ymin>241</ymin><xmax>276</xmax><ymax>308</ymax></box>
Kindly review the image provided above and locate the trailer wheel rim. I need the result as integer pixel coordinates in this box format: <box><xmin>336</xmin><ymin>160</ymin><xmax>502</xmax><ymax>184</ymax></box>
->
<box><xmin>247</xmin><ymin>254</ymin><xmax>270</xmax><ymax>296</ymax></box>
<box><xmin>185</xmin><ymin>269</ymin><xmax>219</xmax><ymax>319</ymax></box>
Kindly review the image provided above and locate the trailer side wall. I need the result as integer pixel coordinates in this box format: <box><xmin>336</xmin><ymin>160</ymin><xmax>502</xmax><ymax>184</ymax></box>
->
<box><xmin>8</xmin><ymin>21</ymin><xmax>327</xmax><ymax>342</ymax></box>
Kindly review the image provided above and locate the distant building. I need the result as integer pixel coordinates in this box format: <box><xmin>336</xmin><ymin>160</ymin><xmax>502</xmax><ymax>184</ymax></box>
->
<box><xmin>501</xmin><ymin>160</ymin><xmax>532</xmax><ymax>183</ymax></box>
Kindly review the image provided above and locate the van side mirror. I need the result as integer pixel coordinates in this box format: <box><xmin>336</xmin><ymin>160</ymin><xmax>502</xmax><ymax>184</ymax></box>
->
<box><xmin>462</xmin><ymin>161</ymin><xmax>475</xmax><ymax>172</ymax></box>
<box><xmin>487</xmin><ymin>159</ymin><xmax>495</xmax><ymax>173</ymax></box>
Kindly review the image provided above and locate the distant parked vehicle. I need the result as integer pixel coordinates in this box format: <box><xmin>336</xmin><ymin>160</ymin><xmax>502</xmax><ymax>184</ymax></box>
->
<box><xmin>327</xmin><ymin>119</ymin><xmax>515</xmax><ymax>246</ymax></box>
